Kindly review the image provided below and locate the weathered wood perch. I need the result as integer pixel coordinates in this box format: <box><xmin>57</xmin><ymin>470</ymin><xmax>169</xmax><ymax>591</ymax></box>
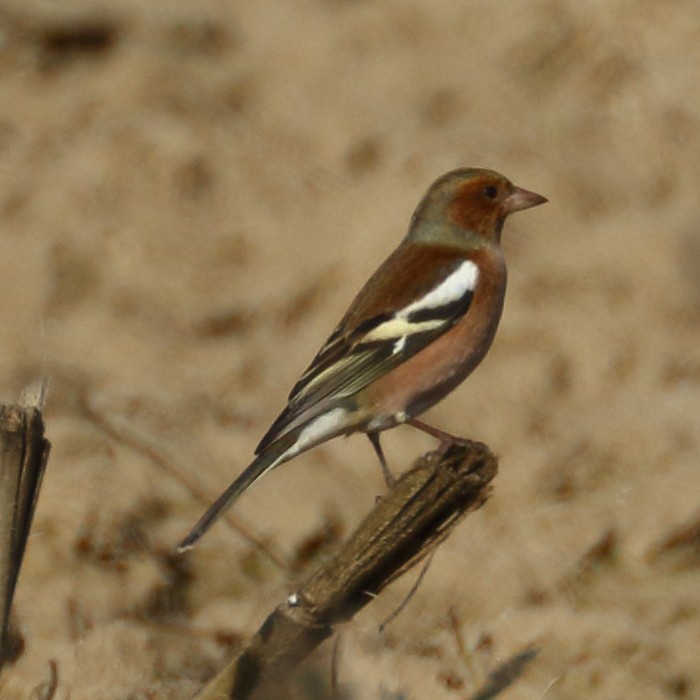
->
<box><xmin>0</xmin><ymin>386</ymin><xmax>51</xmax><ymax>672</ymax></box>
<box><xmin>192</xmin><ymin>439</ymin><xmax>498</xmax><ymax>700</ymax></box>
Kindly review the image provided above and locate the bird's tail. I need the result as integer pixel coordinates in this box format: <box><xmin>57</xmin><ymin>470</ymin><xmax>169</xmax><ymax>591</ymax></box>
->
<box><xmin>177</xmin><ymin>433</ymin><xmax>297</xmax><ymax>552</ymax></box>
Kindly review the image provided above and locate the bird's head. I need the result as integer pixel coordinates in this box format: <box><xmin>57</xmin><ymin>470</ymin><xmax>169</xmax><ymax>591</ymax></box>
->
<box><xmin>408</xmin><ymin>168</ymin><xmax>547</xmax><ymax>246</ymax></box>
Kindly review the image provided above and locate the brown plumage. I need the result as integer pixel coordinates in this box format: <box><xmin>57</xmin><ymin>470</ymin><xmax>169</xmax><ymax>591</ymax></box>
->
<box><xmin>179</xmin><ymin>168</ymin><xmax>546</xmax><ymax>550</ymax></box>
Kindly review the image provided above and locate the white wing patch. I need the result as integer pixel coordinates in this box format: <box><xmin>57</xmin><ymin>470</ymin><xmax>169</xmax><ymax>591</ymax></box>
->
<box><xmin>403</xmin><ymin>260</ymin><xmax>479</xmax><ymax>316</ymax></box>
<box><xmin>362</xmin><ymin>260</ymin><xmax>479</xmax><ymax>347</ymax></box>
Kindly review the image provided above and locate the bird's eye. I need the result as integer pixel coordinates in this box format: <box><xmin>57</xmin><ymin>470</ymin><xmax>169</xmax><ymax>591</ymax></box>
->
<box><xmin>483</xmin><ymin>185</ymin><xmax>498</xmax><ymax>199</ymax></box>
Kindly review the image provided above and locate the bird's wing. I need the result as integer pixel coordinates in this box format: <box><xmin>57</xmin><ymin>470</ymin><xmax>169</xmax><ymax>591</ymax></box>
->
<box><xmin>255</xmin><ymin>244</ymin><xmax>479</xmax><ymax>454</ymax></box>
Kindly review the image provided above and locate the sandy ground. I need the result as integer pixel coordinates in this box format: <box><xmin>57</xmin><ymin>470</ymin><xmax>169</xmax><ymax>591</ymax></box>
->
<box><xmin>0</xmin><ymin>0</ymin><xmax>699</xmax><ymax>697</ymax></box>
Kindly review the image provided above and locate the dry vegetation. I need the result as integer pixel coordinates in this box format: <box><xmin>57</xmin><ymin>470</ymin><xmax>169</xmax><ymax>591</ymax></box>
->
<box><xmin>0</xmin><ymin>0</ymin><xmax>699</xmax><ymax>697</ymax></box>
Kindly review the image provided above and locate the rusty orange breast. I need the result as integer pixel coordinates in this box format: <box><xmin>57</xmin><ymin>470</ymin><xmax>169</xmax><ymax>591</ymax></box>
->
<box><xmin>363</xmin><ymin>245</ymin><xmax>507</xmax><ymax>425</ymax></box>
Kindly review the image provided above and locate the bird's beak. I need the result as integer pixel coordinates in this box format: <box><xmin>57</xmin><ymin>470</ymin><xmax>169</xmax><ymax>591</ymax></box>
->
<box><xmin>505</xmin><ymin>186</ymin><xmax>548</xmax><ymax>214</ymax></box>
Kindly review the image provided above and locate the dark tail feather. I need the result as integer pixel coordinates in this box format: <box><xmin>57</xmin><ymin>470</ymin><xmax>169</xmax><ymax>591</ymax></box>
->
<box><xmin>177</xmin><ymin>436</ymin><xmax>295</xmax><ymax>552</ymax></box>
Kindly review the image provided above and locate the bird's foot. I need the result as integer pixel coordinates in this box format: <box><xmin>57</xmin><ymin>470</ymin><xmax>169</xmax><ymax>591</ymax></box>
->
<box><xmin>407</xmin><ymin>418</ymin><xmax>473</xmax><ymax>454</ymax></box>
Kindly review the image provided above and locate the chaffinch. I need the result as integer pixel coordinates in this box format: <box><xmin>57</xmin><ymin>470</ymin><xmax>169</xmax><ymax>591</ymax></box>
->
<box><xmin>179</xmin><ymin>168</ymin><xmax>547</xmax><ymax>550</ymax></box>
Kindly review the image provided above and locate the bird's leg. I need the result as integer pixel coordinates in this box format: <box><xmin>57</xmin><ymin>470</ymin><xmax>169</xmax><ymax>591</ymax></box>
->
<box><xmin>407</xmin><ymin>418</ymin><xmax>470</xmax><ymax>448</ymax></box>
<box><xmin>367</xmin><ymin>431</ymin><xmax>394</xmax><ymax>487</ymax></box>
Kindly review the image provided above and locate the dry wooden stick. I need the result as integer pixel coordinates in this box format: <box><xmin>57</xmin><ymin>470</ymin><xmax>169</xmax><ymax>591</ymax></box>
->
<box><xmin>0</xmin><ymin>385</ymin><xmax>51</xmax><ymax>672</ymax></box>
<box><xmin>192</xmin><ymin>440</ymin><xmax>498</xmax><ymax>700</ymax></box>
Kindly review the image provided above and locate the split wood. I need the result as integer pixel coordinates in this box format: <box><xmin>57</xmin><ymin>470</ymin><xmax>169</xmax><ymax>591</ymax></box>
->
<box><xmin>192</xmin><ymin>439</ymin><xmax>498</xmax><ymax>700</ymax></box>
<box><xmin>0</xmin><ymin>397</ymin><xmax>51</xmax><ymax>672</ymax></box>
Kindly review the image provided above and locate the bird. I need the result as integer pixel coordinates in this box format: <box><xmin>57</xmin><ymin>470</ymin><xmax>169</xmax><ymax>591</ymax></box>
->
<box><xmin>178</xmin><ymin>167</ymin><xmax>547</xmax><ymax>551</ymax></box>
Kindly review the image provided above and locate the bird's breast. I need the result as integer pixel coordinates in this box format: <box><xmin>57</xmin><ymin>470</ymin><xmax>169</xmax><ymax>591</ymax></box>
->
<box><xmin>363</xmin><ymin>247</ymin><xmax>507</xmax><ymax>423</ymax></box>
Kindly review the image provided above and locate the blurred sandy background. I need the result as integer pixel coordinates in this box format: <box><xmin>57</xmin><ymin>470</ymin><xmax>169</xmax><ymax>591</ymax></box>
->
<box><xmin>0</xmin><ymin>0</ymin><xmax>699</xmax><ymax>697</ymax></box>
